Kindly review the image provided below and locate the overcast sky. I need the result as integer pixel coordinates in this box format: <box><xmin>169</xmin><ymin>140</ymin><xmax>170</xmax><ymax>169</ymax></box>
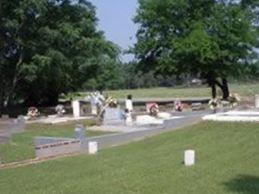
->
<box><xmin>89</xmin><ymin>0</ymin><xmax>138</xmax><ymax>62</ymax></box>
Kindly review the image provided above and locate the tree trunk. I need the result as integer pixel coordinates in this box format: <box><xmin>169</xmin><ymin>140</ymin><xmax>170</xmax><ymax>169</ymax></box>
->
<box><xmin>6</xmin><ymin>50</ymin><xmax>23</xmax><ymax>107</ymax></box>
<box><xmin>222</xmin><ymin>78</ymin><xmax>230</xmax><ymax>100</ymax></box>
<box><xmin>211</xmin><ymin>81</ymin><xmax>217</xmax><ymax>99</ymax></box>
<box><xmin>207</xmin><ymin>78</ymin><xmax>217</xmax><ymax>99</ymax></box>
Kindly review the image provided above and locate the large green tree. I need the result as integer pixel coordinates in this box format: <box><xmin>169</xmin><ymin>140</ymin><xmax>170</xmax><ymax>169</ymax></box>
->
<box><xmin>0</xmin><ymin>0</ymin><xmax>120</xmax><ymax>110</ymax></box>
<box><xmin>133</xmin><ymin>0</ymin><xmax>258</xmax><ymax>99</ymax></box>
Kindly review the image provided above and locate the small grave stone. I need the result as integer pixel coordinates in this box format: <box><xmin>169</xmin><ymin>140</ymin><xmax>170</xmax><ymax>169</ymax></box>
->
<box><xmin>11</xmin><ymin>116</ymin><xmax>26</xmax><ymax>133</ymax></box>
<box><xmin>74</xmin><ymin>124</ymin><xmax>86</xmax><ymax>140</ymax></box>
<box><xmin>55</xmin><ymin>104</ymin><xmax>66</xmax><ymax>116</ymax></box>
<box><xmin>184</xmin><ymin>150</ymin><xmax>195</xmax><ymax>166</ymax></box>
<box><xmin>75</xmin><ymin>124</ymin><xmax>87</xmax><ymax>150</ymax></box>
<box><xmin>72</xmin><ymin>100</ymin><xmax>80</xmax><ymax>118</ymax></box>
<box><xmin>89</xmin><ymin>95</ymin><xmax>98</xmax><ymax>115</ymax></box>
<box><xmin>125</xmin><ymin>110</ymin><xmax>133</xmax><ymax>126</ymax></box>
<box><xmin>103</xmin><ymin>107</ymin><xmax>125</xmax><ymax>125</ymax></box>
<box><xmin>88</xmin><ymin>141</ymin><xmax>98</xmax><ymax>154</ymax></box>
<box><xmin>125</xmin><ymin>95</ymin><xmax>133</xmax><ymax>112</ymax></box>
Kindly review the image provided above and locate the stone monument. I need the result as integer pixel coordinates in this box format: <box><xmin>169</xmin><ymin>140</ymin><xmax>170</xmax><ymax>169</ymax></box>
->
<box><xmin>184</xmin><ymin>150</ymin><xmax>195</xmax><ymax>166</ymax></box>
<box><xmin>88</xmin><ymin>141</ymin><xmax>98</xmax><ymax>154</ymax></box>
<box><xmin>125</xmin><ymin>94</ymin><xmax>133</xmax><ymax>112</ymax></box>
<box><xmin>55</xmin><ymin>104</ymin><xmax>66</xmax><ymax>117</ymax></box>
<box><xmin>72</xmin><ymin>100</ymin><xmax>80</xmax><ymax>118</ymax></box>
<box><xmin>103</xmin><ymin>107</ymin><xmax>125</xmax><ymax>126</ymax></box>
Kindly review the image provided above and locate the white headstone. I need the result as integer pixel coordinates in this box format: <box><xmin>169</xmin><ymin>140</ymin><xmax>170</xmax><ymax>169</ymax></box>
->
<box><xmin>88</xmin><ymin>141</ymin><xmax>98</xmax><ymax>154</ymax></box>
<box><xmin>255</xmin><ymin>95</ymin><xmax>259</xmax><ymax>108</ymax></box>
<box><xmin>72</xmin><ymin>100</ymin><xmax>80</xmax><ymax>118</ymax></box>
<box><xmin>184</xmin><ymin>150</ymin><xmax>195</xmax><ymax>166</ymax></box>
<box><xmin>126</xmin><ymin>99</ymin><xmax>133</xmax><ymax>112</ymax></box>
<box><xmin>91</xmin><ymin>104</ymin><xmax>98</xmax><ymax>115</ymax></box>
<box><xmin>125</xmin><ymin>112</ymin><xmax>133</xmax><ymax>126</ymax></box>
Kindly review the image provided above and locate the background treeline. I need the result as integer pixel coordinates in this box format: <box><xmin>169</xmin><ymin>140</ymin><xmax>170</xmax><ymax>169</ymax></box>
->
<box><xmin>0</xmin><ymin>0</ymin><xmax>258</xmax><ymax>110</ymax></box>
<box><xmin>84</xmin><ymin>60</ymin><xmax>259</xmax><ymax>91</ymax></box>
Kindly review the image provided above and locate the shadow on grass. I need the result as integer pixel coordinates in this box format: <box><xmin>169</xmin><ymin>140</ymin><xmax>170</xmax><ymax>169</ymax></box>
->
<box><xmin>225</xmin><ymin>175</ymin><xmax>259</xmax><ymax>194</ymax></box>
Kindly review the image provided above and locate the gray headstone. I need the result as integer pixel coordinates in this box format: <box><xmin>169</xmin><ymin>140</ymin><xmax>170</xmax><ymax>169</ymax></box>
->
<box><xmin>10</xmin><ymin>116</ymin><xmax>25</xmax><ymax>134</ymax></box>
<box><xmin>103</xmin><ymin>108</ymin><xmax>125</xmax><ymax>126</ymax></box>
<box><xmin>74</xmin><ymin>124</ymin><xmax>86</xmax><ymax>141</ymax></box>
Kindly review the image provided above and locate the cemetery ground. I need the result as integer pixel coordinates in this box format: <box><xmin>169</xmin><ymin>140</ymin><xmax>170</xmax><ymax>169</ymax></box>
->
<box><xmin>74</xmin><ymin>82</ymin><xmax>259</xmax><ymax>99</ymax></box>
<box><xmin>0</xmin><ymin>120</ymin><xmax>110</xmax><ymax>163</ymax></box>
<box><xmin>1</xmin><ymin>121</ymin><xmax>259</xmax><ymax>194</ymax></box>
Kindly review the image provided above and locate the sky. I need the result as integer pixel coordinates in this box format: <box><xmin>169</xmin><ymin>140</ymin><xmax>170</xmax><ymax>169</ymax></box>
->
<box><xmin>89</xmin><ymin>0</ymin><xmax>138</xmax><ymax>62</ymax></box>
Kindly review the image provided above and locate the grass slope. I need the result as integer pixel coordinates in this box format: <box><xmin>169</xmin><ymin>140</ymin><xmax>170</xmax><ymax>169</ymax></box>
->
<box><xmin>1</xmin><ymin>121</ymin><xmax>259</xmax><ymax>194</ymax></box>
<box><xmin>0</xmin><ymin>120</ymin><xmax>109</xmax><ymax>163</ymax></box>
<box><xmin>104</xmin><ymin>83</ymin><xmax>259</xmax><ymax>99</ymax></box>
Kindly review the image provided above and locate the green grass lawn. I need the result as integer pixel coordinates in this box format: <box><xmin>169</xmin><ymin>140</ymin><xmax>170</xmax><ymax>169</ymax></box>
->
<box><xmin>1</xmin><ymin>121</ymin><xmax>259</xmax><ymax>194</ymax></box>
<box><xmin>0</xmin><ymin>120</ymin><xmax>109</xmax><ymax>163</ymax></box>
<box><xmin>73</xmin><ymin>82</ymin><xmax>259</xmax><ymax>99</ymax></box>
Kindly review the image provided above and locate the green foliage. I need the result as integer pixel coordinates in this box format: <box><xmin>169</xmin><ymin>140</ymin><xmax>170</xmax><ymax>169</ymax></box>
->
<box><xmin>0</xmin><ymin>0</ymin><xmax>121</xmax><ymax>107</ymax></box>
<box><xmin>133</xmin><ymin>0</ymin><xmax>259</xmax><ymax>97</ymax></box>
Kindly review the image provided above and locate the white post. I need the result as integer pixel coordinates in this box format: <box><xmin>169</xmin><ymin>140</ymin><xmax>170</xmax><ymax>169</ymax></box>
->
<box><xmin>88</xmin><ymin>141</ymin><xmax>98</xmax><ymax>154</ymax></box>
<box><xmin>255</xmin><ymin>95</ymin><xmax>259</xmax><ymax>108</ymax></box>
<box><xmin>184</xmin><ymin>150</ymin><xmax>195</xmax><ymax>166</ymax></box>
<box><xmin>72</xmin><ymin>100</ymin><xmax>80</xmax><ymax>118</ymax></box>
<box><xmin>126</xmin><ymin>99</ymin><xmax>133</xmax><ymax>112</ymax></box>
<box><xmin>125</xmin><ymin>112</ymin><xmax>133</xmax><ymax>126</ymax></box>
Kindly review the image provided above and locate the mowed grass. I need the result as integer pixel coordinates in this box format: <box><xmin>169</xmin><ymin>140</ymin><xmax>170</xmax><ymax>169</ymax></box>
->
<box><xmin>1</xmin><ymin>121</ymin><xmax>259</xmax><ymax>194</ymax></box>
<box><xmin>0</xmin><ymin>120</ymin><xmax>109</xmax><ymax>163</ymax></box>
<box><xmin>103</xmin><ymin>82</ymin><xmax>259</xmax><ymax>99</ymax></box>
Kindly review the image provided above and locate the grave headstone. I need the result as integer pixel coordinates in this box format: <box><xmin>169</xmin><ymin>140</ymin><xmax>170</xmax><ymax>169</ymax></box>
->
<box><xmin>88</xmin><ymin>141</ymin><xmax>98</xmax><ymax>154</ymax></box>
<box><xmin>74</xmin><ymin>124</ymin><xmax>87</xmax><ymax>150</ymax></box>
<box><xmin>103</xmin><ymin>107</ymin><xmax>125</xmax><ymax>125</ymax></box>
<box><xmin>72</xmin><ymin>100</ymin><xmax>80</xmax><ymax>118</ymax></box>
<box><xmin>125</xmin><ymin>110</ymin><xmax>133</xmax><ymax>126</ymax></box>
<box><xmin>184</xmin><ymin>150</ymin><xmax>195</xmax><ymax>166</ymax></box>
<box><xmin>125</xmin><ymin>95</ymin><xmax>133</xmax><ymax>112</ymax></box>
<box><xmin>89</xmin><ymin>94</ymin><xmax>98</xmax><ymax>115</ymax></box>
<box><xmin>74</xmin><ymin>124</ymin><xmax>86</xmax><ymax>140</ymax></box>
<box><xmin>55</xmin><ymin>104</ymin><xmax>66</xmax><ymax>116</ymax></box>
<box><xmin>11</xmin><ymin>116</ymin><xmax>25</xmax><ymax>133</ymax></box>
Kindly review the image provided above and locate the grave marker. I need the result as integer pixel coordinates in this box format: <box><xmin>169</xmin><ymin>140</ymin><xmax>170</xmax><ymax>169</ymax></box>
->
<box><xmin>184</xmin><ymin>150</ymin><xmax>195</xmax><ymax>166</ymax></box>
<box><xmin>72</xmin><ymin>100</ymin><xmax>80</xmax><ymax>118</ymax></box>
<box><xmin>88</xmin><ymin>141</ymin><xmax>98</xmax><ymax>154</ymax></box>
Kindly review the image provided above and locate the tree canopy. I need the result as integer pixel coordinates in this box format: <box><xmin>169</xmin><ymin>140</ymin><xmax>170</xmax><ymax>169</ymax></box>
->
<box><xmin>0</xmin><ymin>0</ymin><xmax>121</xmax><ymax>109</ymax></box>
<box><xmin>133</xmin><ymin>0</ymin><xmax>259</xmax><ymax>99</ymax></box>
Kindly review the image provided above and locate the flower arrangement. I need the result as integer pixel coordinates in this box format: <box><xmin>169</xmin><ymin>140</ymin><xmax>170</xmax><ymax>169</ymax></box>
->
<box><xmin>174</xmin><ymin>100</ymin><xmax>183</xmax><ymax>112</ymax></box>
<box><xmin>208</xmin><ymin>98</ymin><xmax>221</xmax><ymax>113</ymax></box>
<box><xmin>27</xmin><ymin>107</ymin><xmax>40</xmax><ymax>118</ymax></box>
<box><xmin>228</xmin><ymin>93</ymin><xmax>241</xmax><ymax>108</ymax></box>
<box><xmin>146</xmin><ymin>102</ymin><xmax>159</xmax><ymax>116</ymax></box>
<box><xmin>55</xmin><ymin>104</ymin><xmax>66</xmax><ymax>116</ymax></box>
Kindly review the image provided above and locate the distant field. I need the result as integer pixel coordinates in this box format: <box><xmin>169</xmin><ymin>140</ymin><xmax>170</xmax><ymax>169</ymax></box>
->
<box><xmin>75</xmin><ymin>83</ymin><xmax>259</xmax><ymax>99</ymax></box>
<box><xmin>0</xmin><ymin>120</ymin><xmax>109</xmax><ymax>163</ymax></box>
<box><xmin>1</xmin><ymin>121</ymin><xmax>259</xmax><ymax>194</ymax></box>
